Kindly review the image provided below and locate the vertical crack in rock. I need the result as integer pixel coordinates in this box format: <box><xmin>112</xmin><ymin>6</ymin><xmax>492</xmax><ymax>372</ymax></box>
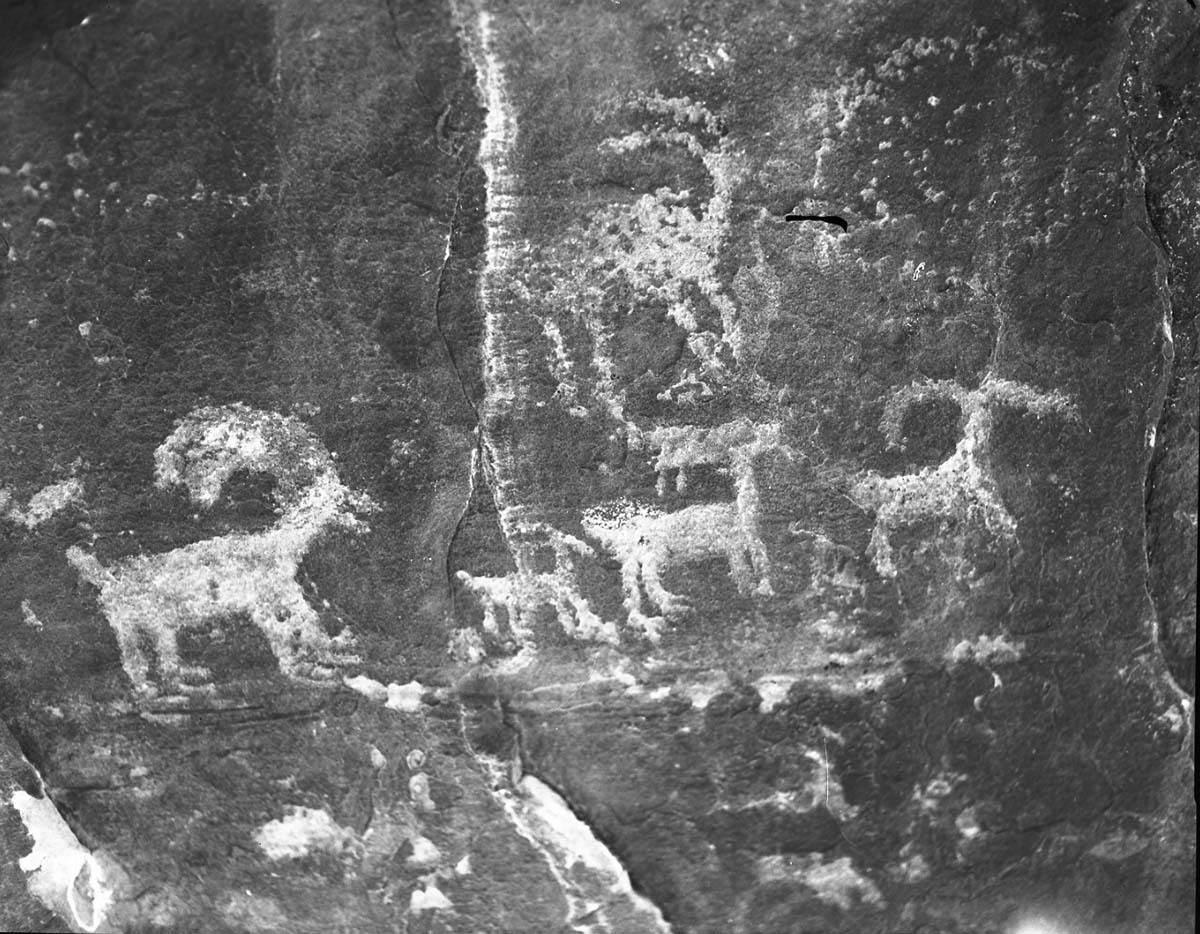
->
<box><xmin>448</xmin><ymin>5</ymin><xmax>673</xmax><ymax>926</ymax></box>
<box><xmin>434</xmin><ymin>158</ymin><xmax>486</xmax><ymax>603</ymax></box>
<box><xmin>423</xmin><ymin>0</ymin><xmax>491</xmax><ymax>609</ymax></box>
<box><xmin>433</xmin><ymin>164</ymin><xmax>484</xmax><ymax>420</ymax></box>
<box><xmin>1122</xmin><ymin>5</ymin><xmax>1199</xmax><ymax>702</ymax></box>
<box><xmin>1136</xmin><ymin>174</ymin><xmax>1192</xmax><ymax>703</ymax></box>
<box><xmin>448</xmin><ymin>0</ymin><xmax>546</xmax><ymax>662</ymax></box>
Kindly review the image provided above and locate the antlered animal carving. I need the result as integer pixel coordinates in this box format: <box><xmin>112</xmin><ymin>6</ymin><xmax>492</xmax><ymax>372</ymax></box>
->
<box><xmin>455</xmin><ymin>516</ymin><xmax>615</xmax><ymax>645</ymax></box>
<box><xmin>581</xmin><ymin>500</ymin><xmax>770</xmax><ymax>641</ymax></box>
<box><xmin>580</xmin><ymin>418</ymin><xmax>790</xmax><ymax>639</ymax></box>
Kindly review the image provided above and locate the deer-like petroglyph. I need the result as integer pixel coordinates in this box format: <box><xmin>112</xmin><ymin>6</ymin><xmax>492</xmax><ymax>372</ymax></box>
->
<box><xmin>455</xmin><ymin>35</ymin><xmax>791</xmax><ymax>650</ymax></box>
<box><xmin>67</xmin><ymin>404</ymin><xmax>373</xmax><ymax>696</ymax></box>
<box><xmin>586</xmin><ymin>94</ymin><xmax>750</xmax><ymax>410</ymax></box>
<box><xmin>456</xmin><ymin>512</ymin><xmax>616</xmax><ymax>646</ymax></box>
<box><xmin>579</xmin><ymin>418</ymin><xmax>787</xmax><ymax>638</ymax></box>
<box><xmin>581</xmin><ymin>499</ymin><xmax>767</xmax><ymax>642</ymax></box>
<box><xmin>850</xmin><ymin>376</ymin><xmax>1078</xmax><ymax>577</ymax></box>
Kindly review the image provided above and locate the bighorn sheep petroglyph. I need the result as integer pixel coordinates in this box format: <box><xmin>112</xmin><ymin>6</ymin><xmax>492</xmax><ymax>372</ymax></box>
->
<box><xmin>850</xmin><ymin>376</ymin><xmax>1078</xmax><ymax>577</ymax></box>
<box><xmin>67</xmin><ymin>404</ymin><xmax>373</xmax><ymax>695</ymax></box>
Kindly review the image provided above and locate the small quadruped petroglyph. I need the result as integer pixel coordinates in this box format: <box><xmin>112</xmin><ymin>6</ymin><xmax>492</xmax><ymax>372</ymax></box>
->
<box><xmin>850</xmin><ymin>375</ymin><xmax>1079</xmax><ymax>578</ymax></box>
<box><xmin>67</xmin><ymin>404</ymin><xmax>373</xmax><ymax>697</ymax></box>
<box><xmin>580</xmin><ymin>418</ymin><xmax>787</xmax><ymax>640</ymax></box>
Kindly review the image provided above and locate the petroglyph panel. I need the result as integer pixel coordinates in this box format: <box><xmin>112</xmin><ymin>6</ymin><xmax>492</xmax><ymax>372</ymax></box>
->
<box><xmin>0</xmin><ymin>0</ymin><xmax>1193</xmax><ymax>932</ymax></box>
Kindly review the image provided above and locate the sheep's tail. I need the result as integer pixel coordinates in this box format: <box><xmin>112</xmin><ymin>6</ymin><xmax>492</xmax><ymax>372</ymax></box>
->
<box><xmin>65</xmin><ymin>546</ymin><xmax>114</xmax><ymax>587</ymax></box>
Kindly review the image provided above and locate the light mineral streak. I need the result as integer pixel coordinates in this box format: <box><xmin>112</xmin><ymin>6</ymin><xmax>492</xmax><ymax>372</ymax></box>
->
<box><xmin>466</xmin><ymin>9</ymin><xmax>520</xmax><ymax>420</ymax></box>
<box><xmin>11</xmin><ymin>774</ymin><xmax>113</xmax><ymax>932</ymax></box>
<box><xmin>454</xmin><ymin>6</ymin><xmax>532</xmax><ymax>537</ymax></box>
<box><xmin>474</xmin><ymin>752</ymin><xmax>672</xmax><ymax>934</ymax></box>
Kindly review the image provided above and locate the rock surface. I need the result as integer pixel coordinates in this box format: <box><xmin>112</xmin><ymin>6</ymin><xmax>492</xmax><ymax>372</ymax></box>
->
<box><xmin>0</xmin><ymin>0</ymin><xmax>1194</xmax><ymax>932</ymax></box>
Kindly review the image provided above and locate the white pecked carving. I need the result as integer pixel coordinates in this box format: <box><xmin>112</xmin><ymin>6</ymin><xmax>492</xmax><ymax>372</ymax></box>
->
<box><xmin>851</xmin><ymin>375</ymin><xmax>1077</xmax><ymax>577</ymax></box>
<box><xmin>67</xmin><ymin>404</ymin><xmax>372</xmax><ymax>695</ymax></box>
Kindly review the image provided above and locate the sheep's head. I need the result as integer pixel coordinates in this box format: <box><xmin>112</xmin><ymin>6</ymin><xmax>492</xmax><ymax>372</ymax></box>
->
<box><xmin>153</xmin><ymin>404</ymin><xmax>344</xmax><ymax>513</ymax></box>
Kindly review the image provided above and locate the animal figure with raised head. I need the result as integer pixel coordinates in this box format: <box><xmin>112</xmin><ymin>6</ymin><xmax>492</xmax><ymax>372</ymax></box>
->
<box><xmin>67</xmin><ymin>404</ymin><xmax>373</xmax><ymax>696</ymax></box>
<box><xmin>581</xmin><ymin>419</ymin><xmax>789</xmax><ymax>639</ymax></box>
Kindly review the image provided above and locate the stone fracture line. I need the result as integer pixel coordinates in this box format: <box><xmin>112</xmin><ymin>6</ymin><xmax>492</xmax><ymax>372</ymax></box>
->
<box><xmin>851</xmin><ymin>375</ymin><xmax>1078</xmax><ymax>578</ymax></box>
<box><xmin>67</xmin><ymin>405</ymin><xmax>372</xmax><ymax>696</ymax></box>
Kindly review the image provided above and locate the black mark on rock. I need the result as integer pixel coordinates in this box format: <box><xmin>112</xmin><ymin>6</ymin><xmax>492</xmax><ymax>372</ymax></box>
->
<box><xmin>785</xmin><ymin>214</ymin><xmax>849</xmax><ymax>231</ymax></box>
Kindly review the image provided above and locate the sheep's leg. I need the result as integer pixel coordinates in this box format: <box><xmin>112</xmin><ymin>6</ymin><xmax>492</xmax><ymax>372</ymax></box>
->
<box><xmin>558</xmin><ymin>591</ymin><xmax>617</xmax><ymax>645</ymax></box>
<box><xmin>109</xmin><ymin>614</ymin><xmax>155</xmax><ymax>696</ymax></box>
<box><xmin>153</xmin><ymin>622</ymin><xmax>210</xmax><ymax>689</ymax></box>
<box><xmin>618</xmin><ymin>557</ymin><xmax>663</xmax><ymax>643</ymax></box>
<box><xmin>642</xmin><ymin>553</ymin><xmax>689</xmax><ymax>617</ymax></box>
<box><xmin>866</xmin><ymin>522</ymin><xmax>898</xmax><ymax>578</ymax></box>
<box><xmin>504</xmin><ymin>594</ymin><xmax>532</xmax><ymax>640</ymax></box>
<box><xmin>259</xmin><ymin>589</ymin><xmax>357</xmax><ymax>681</ymax></box>
<box><xmin>479</xmin><ymin>594</ymin><xmax>501</xmax><ymax>634</ymax></box>
<box><xmin>617</xmin><ymin>556</ymin><xmax>645</xmax><ymax>621</ymax></box>
<box><xmin>726</xmin><ymin>540</ymin><xmax>757</xmax><ymax>594</ymax></box>
<box><xmin>726</xmin><ymin>534</ymin><xmax>773</xmax><ymax>596</ymax></box>
<box><xmin>748</xmin><ymin>529</ymin><xmax>774</xmax><ymax>595</ymax></box>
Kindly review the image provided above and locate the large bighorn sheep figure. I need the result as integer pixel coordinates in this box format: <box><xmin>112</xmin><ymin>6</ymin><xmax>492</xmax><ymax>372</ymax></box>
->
<box><xmin>67</xmin><ymin>404</ymin><xmax>373</xmax><ymax>696</ymax></box>
<box><xmin>582</xmin><ymin>419</ymin><xmax>787</xmax><ymax>640</ymax></box>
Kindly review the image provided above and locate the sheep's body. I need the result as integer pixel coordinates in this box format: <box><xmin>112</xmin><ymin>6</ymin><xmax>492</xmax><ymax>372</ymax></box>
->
<box><xmin>67</xmin><ymin>406</ymin><xmax>368</xmax><ymax>696</ymax></box>
<box><xmin>582</xmin><ymin>500</ymin><xmax>770</xmax><ymax>640</ymax></box>
<box><xmin>574</xmin><ymin>419</ymin><xmax>784</xmax><ymax>639</ymax></box>
<box><xmin>454</xmin><ymin>516</ymin><xmax>615</xmax><ymax>645</ymax></box>
<box><xmin>455</xmin><ymin>567</ymin><xmax>611</xmax><ymax>644</ymax></box>
<box><xmin>850</xmin><ymin>377</ymin><xmax>1078</xmax><ymax>577</ymax></box>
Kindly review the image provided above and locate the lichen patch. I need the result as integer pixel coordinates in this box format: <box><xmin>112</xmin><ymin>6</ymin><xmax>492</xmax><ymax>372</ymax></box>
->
<box><xmin>757</xmin><ymin>853</ymin><xmax>883</xmax><ymax>911</ymax></box>
<box><xmin>3</xmin><ymin>476</ymin><xmax>84</xmax><ymax>528</ymax></box>
<box><xmin>253</xmin><ymin>806</ymin><xmax>355</xmax><ymax>861</ymax></box>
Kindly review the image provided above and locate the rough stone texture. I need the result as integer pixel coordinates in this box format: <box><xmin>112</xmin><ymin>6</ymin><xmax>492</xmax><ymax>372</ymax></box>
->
<box><xmin>1</xmin><ymin>0</ymin><xmax>1194</xmax><ymax>932</ymax></box>
<box><xmin>1127</xmin><ymin>0</ymin><xmax>1199</xmax><ymax>697</ymax></box>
